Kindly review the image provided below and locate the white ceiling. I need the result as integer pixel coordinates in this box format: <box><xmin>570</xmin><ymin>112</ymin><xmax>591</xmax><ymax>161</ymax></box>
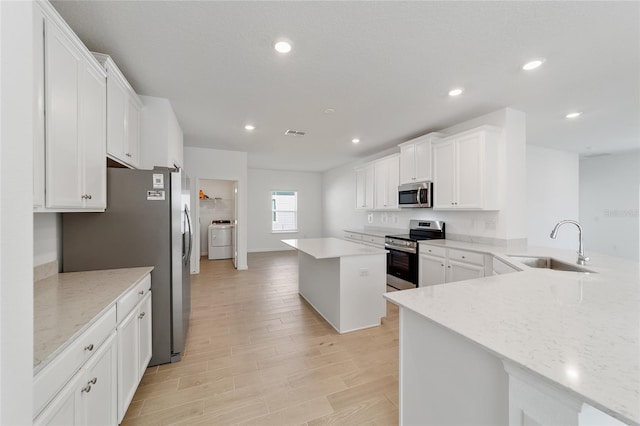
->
<box><xmin>51</xmin><ymin>1</ymin><xmax>640</xmax><ymax>172</ymax></box>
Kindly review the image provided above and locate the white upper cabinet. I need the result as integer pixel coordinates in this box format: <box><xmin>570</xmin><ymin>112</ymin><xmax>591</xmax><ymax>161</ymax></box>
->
<box><xmin>34</xmin><ymin>2</ymin><xmax>107</xmax><ymax>212</ymax></box>
<box><xmin>139</xmin><ymin>95</ymin><xmax>184</xmax><ymax>169</ymax></box>
<box><xmin>355</xmin><ymin>164</ymin><xmax>374</xmax><ymax>210</ymax></box>
<box><xmin>374</xmin><ymin>154</ymin><xmax>400</xmax><ymax>210</ymax></box>
<box><xmin>432</xmin><ymin>126</ymin><xmax>501</xmax><ymax>210</ymax></box>
<box><xmin>94</xmin><ymin>53</ymin><xmax>143</xmax><ymax>169</ymax></box>
<box><xmin>399</xmin><ymin>133</ymin><xmax>443</xmax><ymax>184</ymax></box>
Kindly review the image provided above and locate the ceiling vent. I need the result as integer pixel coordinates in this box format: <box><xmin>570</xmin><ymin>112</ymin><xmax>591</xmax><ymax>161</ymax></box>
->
<box><xmin>285</xmin><ymin>129</ymin><xmax>306</xmax><ymax>136</ymax></box>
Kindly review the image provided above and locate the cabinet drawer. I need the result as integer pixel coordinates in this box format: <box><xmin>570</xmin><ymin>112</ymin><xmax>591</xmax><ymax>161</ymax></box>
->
<box><xmin>448</xmin><ymin>249</ymin><xmax>485</xmax><ymax>266</ymax></box>
<box><xmin>343</xmin><ymin>232</ymin><xmax>362</xmax><ymax>242</ymax></box>
<box><xmin>419</xmin><ymin>244</ymin><xmax>446</xmax><ymax>257</ymax></box>
<box><xmin>34</xmin><ymin>305</ymin><xmax>116</xmax><ymax>417</ymax></box>
<box><xmin>117</xmin><ymin>274</ymin><xmax>151</xmax><ymax>323</ymax></box>
<box><xmin>362</xmin><ymin>235</ymin><xmax>384</xmax><ymax>246</ymax></box>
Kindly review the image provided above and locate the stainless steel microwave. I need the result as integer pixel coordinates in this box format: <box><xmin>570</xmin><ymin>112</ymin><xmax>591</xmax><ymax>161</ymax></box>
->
<box><xmin>398</xmin><ymin>181</ymin><xmax>432</xmax><ymax>208</ymax></box>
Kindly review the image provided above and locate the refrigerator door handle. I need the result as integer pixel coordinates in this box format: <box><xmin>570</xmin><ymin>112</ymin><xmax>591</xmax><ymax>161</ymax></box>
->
<box><xmin>185</xmin><ymin>204</ymin><xmax>193</xmax><ymax>263</ymax></box>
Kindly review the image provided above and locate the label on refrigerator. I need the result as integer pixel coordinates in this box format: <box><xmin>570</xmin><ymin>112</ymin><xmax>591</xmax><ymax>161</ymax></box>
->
<box><xmin>147</xmin><ymin>190</ymin><xmax>166</xmax><ymax>200</ymax></box>
<box><xmin>152</xmin><ymin>174</ymin><xmax>164</xmax><ymax>189</ymax></box>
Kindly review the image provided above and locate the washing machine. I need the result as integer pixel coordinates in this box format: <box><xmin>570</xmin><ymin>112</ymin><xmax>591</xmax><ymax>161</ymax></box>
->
<box><xmin>208</xmin><ymin>220</ymin><xmax>233</xmax><ymax>260</ymax></box>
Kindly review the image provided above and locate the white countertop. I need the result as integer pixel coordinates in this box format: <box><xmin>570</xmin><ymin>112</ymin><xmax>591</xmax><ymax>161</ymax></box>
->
<box><xmin>282</xmin><ymin>237</ymin><xmax>388</xmax><ymax>259</ymax></box>
<box><xmin>385</xmin><ymin>240</ymin><xmax>640</xmax><ymax>425</ymax></box>
<box><xmin>34</xmin><ymin>266</ymin><xmax>154</xmax><ymax>374</ymax></box>
<box><xmin>344</xmin><ymin>227</ymin><xmax>402</xmax><ymax>238</ymax></box>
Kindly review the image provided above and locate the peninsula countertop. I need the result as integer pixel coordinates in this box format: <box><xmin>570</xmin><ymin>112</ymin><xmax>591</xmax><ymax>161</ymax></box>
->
<box><xmin>282</xmin><ymin>237</ymin><xmax>388</xmax><ymax>259</ymax></box>
<box><xmin>34</xmin><ymin>266</ymin><xmax>154</xmax><ymax>374</ymax></box>
<box><xmin>385</xmin><ymin>241</ymin><xmax>639</xmax><ymax>425</ymax></box>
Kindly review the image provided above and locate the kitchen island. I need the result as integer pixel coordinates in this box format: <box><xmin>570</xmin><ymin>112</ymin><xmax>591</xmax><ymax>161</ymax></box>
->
<box><xmin>385</xmin><ymin>242</ymin><xmax>639</xmax><ymax>426</ymax></box>
<box><xmin>282</xmin><ymin>238</ymin><xmax>387</xmax><ymax>333</ymax></box>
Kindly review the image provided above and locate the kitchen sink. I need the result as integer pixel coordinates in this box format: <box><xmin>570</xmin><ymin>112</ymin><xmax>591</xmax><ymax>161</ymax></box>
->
<box><xmin>506</xmin><ymin>255</ymin><xmax>596</xmax><ymax>273</ymax></box>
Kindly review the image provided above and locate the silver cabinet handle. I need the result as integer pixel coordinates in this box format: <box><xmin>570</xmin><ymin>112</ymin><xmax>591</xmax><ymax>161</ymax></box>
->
<box><xmin>138</xmin><ymin>312</ymin><xmax>145</xmax><ymax>319</ymax></box>
<box><xmin>82</xmin><ymin>385</ymin><xmax>92</xmax><ymax>393</ymax></box>
<box><xmin>461</xmin><ymin>256</ymin><xmax>466</xmax><ymax>259</ymax></box>
<box><xmin>89</xmin><ymin>377</ymin><xmax>97</xmax><ymax>385</ymax></box>
<box><xmin>84</xmin><ymin>344</ymin><xmax>94</xmax><ymax>351</ymax></box>
<box><xmin>138</xmin><ymin>290</ymin><xmax>144</xmax><ymax>296</ymax></box>
<box><xmin>125</xmin><ymin>153</ymin><xmax>132</xmax><ymax>157</ymax></box>
<box><xmin>81</xmin><ymin>194</ymin><xmax>93</xmax><ymax>200</ymax></box>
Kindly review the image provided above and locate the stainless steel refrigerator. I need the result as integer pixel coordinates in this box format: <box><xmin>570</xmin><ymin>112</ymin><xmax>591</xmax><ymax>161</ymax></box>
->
<box><xmin>62</xmin><ymin>167</ymin><xmax>193</xmax><ymax>366</ymax></box>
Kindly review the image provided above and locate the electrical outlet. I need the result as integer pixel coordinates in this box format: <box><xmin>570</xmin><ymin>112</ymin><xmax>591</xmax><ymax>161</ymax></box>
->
<box><xmin>381</xmin><ymin>212</ymin><xmax>388</xmax><ymax>223</ymax></box>
<box><xmin>367</xmin><ymin>213</ymin><xmax>373</xmax><ymax>223</ymax></box>
<box><xmin>359</xmin><ymin>268</ymin><xmax>369</xmax><ymax>277</ymax></box>
<box><xmin>392</xmin><ymin>213</ymin><xmax>399</xmax><ymax>224</ymax></box>
<box><xmin>485</xmin><ymin>219</ymin><xmax>497</xmax><ymax>230</ymax></box>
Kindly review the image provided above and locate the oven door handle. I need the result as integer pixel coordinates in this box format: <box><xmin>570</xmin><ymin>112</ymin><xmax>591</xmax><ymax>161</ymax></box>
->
<box><xmin>384</xmin><ymin>244</ymin><xmax>417</xmax><ymax>254</ymax></box>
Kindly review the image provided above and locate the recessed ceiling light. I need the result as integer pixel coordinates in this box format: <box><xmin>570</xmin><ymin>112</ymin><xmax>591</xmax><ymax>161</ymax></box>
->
<box><xmin>274</xmin><ymin>40</ymin><xmax>292</xmax><ymax>54</ymax></box>
<box><xmin>522</xmin><ymin>58</ymin><xmax>546</xmax><ymax>71</ymax></box>
<box><xmin>244</xmin><ymin>124</ymin><xmax>255</xmax><ymax>131</ymax></box>
<box><xmin>324</xmin><ymin>108</ymin><xmax>335</xmax><ymax>114</ymax></box>
<box><xmin>352</xmin><ymin>138</ymin><xmax>360</xmax><ymax>144</ymax></box>
<box><xmin>448</xmin><ymin>88</ymin><xmax>464</xmax><ymax>97</ymax></box>
<box><xmin>565</xmin><ymin>112</ymin><xmax>582</xmax><ymax>119</ymax></box>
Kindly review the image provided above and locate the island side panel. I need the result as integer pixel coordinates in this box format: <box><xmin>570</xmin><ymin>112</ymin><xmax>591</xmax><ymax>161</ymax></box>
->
<box><xmin>339</xmin><ymin>254</ymin><xmax>387</xmax><ymax>333</ymax></box>
<box><xmin>399</xmin><ymin>307</ymin><xmax>509</xmax><ymax>426</ymax></box>
<box><xmin>298</xmin><ymin>251</ymin><xmax>341</xmax><ymax>332</ymax></box>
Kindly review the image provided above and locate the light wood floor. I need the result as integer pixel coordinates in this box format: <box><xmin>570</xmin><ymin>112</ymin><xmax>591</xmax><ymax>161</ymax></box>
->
<box><xmin>122</xmin><ymin>251</ymin><xmax>400</xmax><ymax>426</ymax></box>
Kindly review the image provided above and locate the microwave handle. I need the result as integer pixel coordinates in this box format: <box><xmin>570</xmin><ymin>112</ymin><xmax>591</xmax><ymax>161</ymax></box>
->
<box><xmin>417</xmin><ymin>187</ymin><xmax>422</xmax><ymax>206</ymax></box>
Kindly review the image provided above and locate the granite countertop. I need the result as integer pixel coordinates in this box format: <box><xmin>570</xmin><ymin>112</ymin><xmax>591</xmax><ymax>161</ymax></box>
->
<box><xmin>282</xmin><ymin>237</ymin><xmax>388</xmax><ymax>259</ymax></box>
<box><xmin>385</xmin><ymin>240</ymin><xmax>640</xmax><ymax>425</ymax></box>
<box><xmin>34</xmin><ymin>266</ymin><xmax>154</xmax><ymax>374</ymax></box>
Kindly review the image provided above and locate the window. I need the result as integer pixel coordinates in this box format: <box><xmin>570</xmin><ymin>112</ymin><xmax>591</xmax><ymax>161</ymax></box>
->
<box><xmin>272</xmin><ymin>191</ymin><xmax>297</xmax><ymax>232</ymax></box>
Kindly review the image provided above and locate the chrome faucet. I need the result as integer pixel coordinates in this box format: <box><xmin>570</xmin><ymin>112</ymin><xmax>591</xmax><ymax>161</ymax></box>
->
<box><xmin>550</xmin><ymin>220</ymin><xmax>590</xmax><ymax>265</ymax></box>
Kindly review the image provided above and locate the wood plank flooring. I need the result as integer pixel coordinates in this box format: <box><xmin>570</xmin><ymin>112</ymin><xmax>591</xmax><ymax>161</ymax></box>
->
<box><xmin>122</xmin><ymin>251</ymin><xmax>399</xmax><ymax>426</ymax></box>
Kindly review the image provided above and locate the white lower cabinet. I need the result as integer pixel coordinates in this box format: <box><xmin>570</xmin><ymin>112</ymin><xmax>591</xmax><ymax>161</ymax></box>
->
<box><xmin>117</xmin><ymin>287</ymin><xmax>152</xmax><ymax>423</ymax></box>
<box><xmin>419</xmin><ymin>245</ymin><xmax>486</xmax><ymax>286</ymax></box>
<box><xmin>35</xmin><ymin>332</ymin><xmax>117</xmax><ymax>426</ymax></box>
<box><xmin>34</xmin><ymin>274</ymin><xmax>152</xmax><ymax>425</ymax></box>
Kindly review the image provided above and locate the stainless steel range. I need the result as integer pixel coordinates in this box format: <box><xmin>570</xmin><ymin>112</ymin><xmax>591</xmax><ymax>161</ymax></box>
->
<box><xmin>385</xmin><ymin>220</ymin><xmax>445</xmax><ymax>290</ymax></box>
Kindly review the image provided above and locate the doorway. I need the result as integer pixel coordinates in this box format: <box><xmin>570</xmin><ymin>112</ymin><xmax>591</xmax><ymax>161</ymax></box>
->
<box><xmin>196</xmin><ymin>178</ymin><xmax>238</xmax><ymax>269</ymax></box>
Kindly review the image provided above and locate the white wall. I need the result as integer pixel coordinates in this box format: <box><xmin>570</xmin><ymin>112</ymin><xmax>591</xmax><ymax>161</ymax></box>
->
<box><xmin>248</xmin><ymin>169</ymin><xmax>323</xmax><ymax>252</ymax></box>
<box><xmin>526</xmin><ymin>145</ymin><xmax>580</xmax><ymax>249</ymax></box>
<box><xmin>580</xmin><ymin>151</ymin><xmax>640</xmax><ymax>260</ymax></box>
<box><xmin>0</xmin><ymin>1</ymin><xmax>34</xmax><ymax>422</ymax></box>
<box><xmin>184</xmin><ymin>147</ymin><xmax>248</xmax><ymax>270</ymax></box>
<box><xmin>34</xmin><ymin>213</ymin><xmax>61</xmax><ymax>266</ymax></box>
<box><xmin>323</xmin><ymin>108</ymin><xmax>527</xmax><ymax>245</ymax></box>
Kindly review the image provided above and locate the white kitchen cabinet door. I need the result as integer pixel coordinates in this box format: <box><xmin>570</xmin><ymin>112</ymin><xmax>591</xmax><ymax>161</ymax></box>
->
<box><xmin>447</xmin><ymin>259</ymin><xmax>485</xmax><ymax>283</ymax></box>
<box><xmin>137</xmin><ymin>292</ymin><xmax>153</xmax><ymax>381</ymax></box>
<box><xmin>399</xmin><ymin>144</ymin><xmax>417</xmax><ymax>184</ymax></box>
<box><xmin>355</xmin><ymin>164</ymin><xmax>374</xmax><ymax>209</ymax></box>
<box><xmin>433</xmin><ymin>140</ymin><xmax>456</xmax><ymax>208</ymax></box>
<box><xmin>97</xmin><ymin>53</ymin><xmax>143</xmax><ymax>169</ymax></box>
<box><xmin>414</xmin><ymin>137</ymin><xmax>433</xmax><ymax>182</ymax></box>
<box><xmin>117</xmin><ymin>308</ymin><xmax>139</xmax><ymax>423</ymax></box>
<box><xmin>456</xmin><ymin>132</ymin><xmax>484</xmax><ymax>209</ymax></box>
<box><xmin>125</xmin><ymin>97</ymin><xmax>141</xmax><ymax>168</ymax></box>
<box><xmin>33</xmin><ymin>7</ymin><xmax>46</xmax><ymax>209</ymax></box>
<box><xmin>78</xmin><ymin>61</ymin><xmax>107</xmax><ymax>209</ymax></box>
<box><xmin>419</xmin><ymin>254</ymin><xmax>446</xmax><ymax>287</ymax></box>
<box><xmin>433</xmin><ymin>126</ymin><xmax>501</xmax><ymax>210</ymax></box>
<box><xmin>374</xmin><ymin>155</ymin><xmax>399</xmax><ymax>210</ymax></box>
<box><xmin>34</xmin><ymin>373</ymin><xmax>83</xmax><ymax>426</ymax></box>
<box><xmin>386</xmin><ymin>155</ymin><xmax>399</xmax><ymax>208</ymax></box>
<box><xmin>105</xmin><ymin>64</ymin><xmax>127</xmax><ymax>161</ymax></box>
<box><xmin>44</xmin><ymin>19</ymin><xmax>82</xmax><ymax>209</ymax></box>
<box><xmin>80</xmin><ymin>332</ymin><xmax>117</xmax><ymax>426</ymax></box>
